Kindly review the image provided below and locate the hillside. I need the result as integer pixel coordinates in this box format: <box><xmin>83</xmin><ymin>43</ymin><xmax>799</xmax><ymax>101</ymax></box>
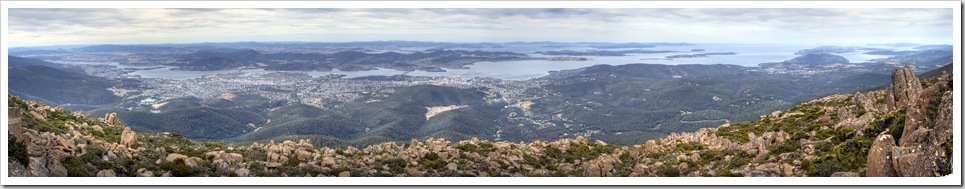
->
<box><xmin>8</xmin><ymin>65</ymin><xmax>120</xmax><ymax>105</ymax></box>
<box><xmin>526</xmin><ymin>63</ymin><xmax>892</xmax><ymax>145</ymax></box>
<box><xmin>228</xmin><ymin>85</ymin><xmax>502</xmax><ymax>147</ymax></box>
<box><xmin>7</xmin><ymin>66</ymin><xmax>952</xmax><ymax>177</ymax></box>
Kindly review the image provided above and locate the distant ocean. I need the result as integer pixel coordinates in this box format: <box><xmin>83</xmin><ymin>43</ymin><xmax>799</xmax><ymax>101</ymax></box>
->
<box><xmin>81</xmin><ymin>43</ymin><xmax>895</xmax><ymax>81</ymax></box>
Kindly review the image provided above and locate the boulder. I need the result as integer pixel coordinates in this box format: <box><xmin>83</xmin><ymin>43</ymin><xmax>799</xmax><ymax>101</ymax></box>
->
<box><xmin>831</xmin><ymin>172</ymin><xmax>860</xmax><ymax>177</ymax></box>
<box><xmin>47</xmin><ymin>160</ymin><xmax>68</xmax><ymax>177</ymax></box>
<box><xmin>866</xmin><ymin>134</ymin><xmax>898</xmax><ymax>177</ymax></box>
<box><xmin>28</xmin><ymin>157</ymin><xmax>49</xmax><ymax>177</ymax></box>
<box><xmin>165</xmin><ymin>153</ymin><xmax>188</xmax><ymax>162</ymax></box>
<box><xmin>582</xmin><ymin>154</ymin><xmax>619</xmax><ymax>177</ymax></box>
<box><xmin>96</xmin><ymin>169</ymin><xmax>116</xmax><ymax>177</ymax></box>
<box><xmin>931</xmin><ymin>92</ymin><xmax>953</xmax><ymax>145</ymax></box>
<box><xmin>103</xmin><ymin>113</ymin><xmax>122</xmax><ymax>126</ymax></box>
<box><xmin>119</xmin><ymin>127</ymin><xmax>137</xmax><ymax>148</ymax></box>
<box><xmin>749</xmin><ymin>163</ymin><xmax>783</xmax><ymax>177</ymax></box>
<box><xmin>853</xmin><ymin>91</ymin><xmax>881</xmax><ymax>113</ymax></box>
<box><xmin>234</xmin><ymin>168</ymin><xmax>251</xmax><ymax>177</ymax></box>
<box><xmin>136</xmin><ymin>168</ymin><xmax>155</xmax><ymax>177</ymax></box>
<box><xmin>447</xmin><ymin>163</ymin><xmax>458</xmax><ymax>171</ymax></box>
<box><xmin>891</xmin><ymin>145</ymin><xmax>936</xmax><ymax>177</ymax></box>
<box><xmin>900</xmin><ymin>105</ymin><xmax>926</xmax><ymax>146</ymax></box>
<box><xmin>8</xmin><ymin>107</ymin><xmax>25</xmax><ymax>142</ymax></box>
<box><xmin>888</xmin><ymin>66</ymin><xmax>922</xmax><ymax>110</ymax></box>
<box><xmin>185</xmin><ymin>157</ymin><xmax>204</xmax><ymax>169</ymax></box>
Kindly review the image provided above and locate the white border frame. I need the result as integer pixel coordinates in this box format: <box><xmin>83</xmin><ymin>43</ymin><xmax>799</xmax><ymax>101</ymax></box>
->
<box><xmin>0</xmin><ymin>1</ymin><xmax>961</xmax><ymax>186</ymax></box>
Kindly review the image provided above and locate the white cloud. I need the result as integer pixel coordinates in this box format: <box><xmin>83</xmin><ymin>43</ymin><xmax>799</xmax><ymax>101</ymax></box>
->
<box><xmin>7</xmin><ymin>8</ymin><xmax>953</xmax><ymax>46</ymax></box>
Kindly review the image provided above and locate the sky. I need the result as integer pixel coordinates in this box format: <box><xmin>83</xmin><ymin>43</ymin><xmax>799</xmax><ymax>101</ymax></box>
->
<box><xmin>6</xmin><ymin>8</ymin><xmax>954</xmax><ymax>47</ymax></box>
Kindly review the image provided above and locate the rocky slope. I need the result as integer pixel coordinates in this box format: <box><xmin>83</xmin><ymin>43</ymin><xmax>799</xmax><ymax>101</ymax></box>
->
<box><xmin>6</xmin><ymin>66</ymin><xmax>952</xmax><ymax>177</ymax></box>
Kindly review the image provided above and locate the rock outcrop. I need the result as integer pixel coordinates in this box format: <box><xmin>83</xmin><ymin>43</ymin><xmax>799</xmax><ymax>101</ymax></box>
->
<box><xmin>866</xmin><ymin>134</ymin><xmax>897</xmax><ymax>177</ymax></box>
<box><xmin>120</xmin><ymin>127</ymin><xmax>137</xmax><ymax>148</ymax></box>
<box><xmin>9</xmin><ymin>107</ymin><xmax>25</xmax><ymax>142</ymax></box>
<box><xmin>864</xmin><ymin>67</ymin><xmax>953</xmax><ymax>177</ymax></box>
<box><xmin>884</xmin><ymin>66</ymin><xmax>922</xmax><ymax>111</ymax></box>
<box><xmin>102</xmin><ymin>113</ymin><xmax>122</xmax><ymax>127</ymax></box>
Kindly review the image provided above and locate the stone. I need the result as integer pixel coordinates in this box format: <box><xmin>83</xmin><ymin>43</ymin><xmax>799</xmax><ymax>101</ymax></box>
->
<box><xmin>447</xmin><ymin>163</ymin><xmax>458</xmax><ymax>171</ymax></box>
<box><xmin>900</xmin><ymin>104</ymin><xmax>926</xmax><ymax>146</ymax></box>
<box><xmin>338</xmin><ymin>171</ymin><xmax>351</xmax><ymax>177</ymax></box>
<box><xmin>47</xmin><ymin>160</ymin><xmax>68</xmax><ymax>177</ymax></box>
<box><xmin>749</xmin><ymin>163</ymin><xmax>782</xmax><ymax>177</ymax></box>
<box><xmin>165</xmin><ymin>153</ymin><xmax>188</xmax><ymax>162</ymax></box>
<box><xmin>28</xmin><ymin>157</ymin><xmax>49</xmax><ymax>177</ymax></box>
<box><xmin>853</xmin><ymin>91</ymin><xmax>879</xmax><ymax>113</ymax></box>
<box><xmin>866</xmin><ymin>134</ymin><xmax>898</xmax><ymax>177</ymax></box>
<box><xmin>186</xmin><ymin>157</ymin><xmax>204</xmax><ymax>169</ymax></box>
<box><xmin>582</xmin><ymin>154</ymin><xmax>618</xmax><ymax>177</ymax></box>
<box><xmin>888</xmin><ymin>66</ymin><xmax>923</xmax><ymax>110</ymax></box>
<box><xmin>136</xmin><ymin>168</ymin><xmax>155</xmax><ymax>177</ymax></box>
<box><xmin>831</xmin><ymin>172</ymin><xmax>860</xmax><ymax>177</ymax></box>
<box><xmin>103</xmin><ymin>113</ymin><xmax>122</xmax><ymax>127</ymax></box>
<box><xmin>892</xmin><ymin>145</ymin><xmax>936</xmax><ymax>177</ymax></box>
<box><xmin>931</xmin><ymin>92</ymin><xmax>953</xmax><ymax>145</ymax></box>
<box><xmin>8</xmin><ymin>107</ymin><xmax>25</xmax><ymax>142</ymax></box>
<box><xmin>234</xmin><ymin>168</ymin><xmax>251</xmax><ymax>177</ymax></box>
<box><xmin>119</xmin><ymin>127</ymin><xmax>137</xmax><ymax>148</ymax></box>
<box><xmin>96</xmin><ymin>169</ymin><xmax>116</xmax><ymax>177</ymax></box>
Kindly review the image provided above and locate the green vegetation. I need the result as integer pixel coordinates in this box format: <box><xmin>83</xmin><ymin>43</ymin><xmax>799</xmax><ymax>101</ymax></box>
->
<box><xmin>8</xmin><ymin>134</ymin><xmax>29</xmax><ymax>165</ymax></box>
<box><xmin>421</xmin><ymin>152</ymin><xmax>447</xmax><ymax>171</ymax></box>
<box><xmin>170</xmin><ymin>158</ymin><xmax>195</xmax><ymax>177</ymax></box>
<box><xmin>656</xmin><ymin>166</ymin><xmax>681</xmax><ymax>177</ymax></box>
<box><xmin>864</xmin><ymin>110</ymin><xmax>906</xmax><ymax>144</ymax></box>
<box><xmin>803</xmin><ymin>135</ymin><xmax>873</xmax><ymax>177</ymax></box>
<box><xmin>8</xmin><ymin>63</ymin><xmax>119</xmax><ymax>105</ymax></box>
<box><xmin>101</xmin><ymin>106</ymin><xmax>265</xmax><ymax>141</ymax></box>
<box><xmin>767</xmin><ymin>140</ymin><xmax>801</xmax><ymax>156</ymax></box>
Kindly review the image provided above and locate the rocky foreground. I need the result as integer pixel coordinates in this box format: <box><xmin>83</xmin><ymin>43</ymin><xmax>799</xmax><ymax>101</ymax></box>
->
<box><xmin>6</xmin><ymin>66</ymin><xmax>952</xmax><ymax>177</ymax></box>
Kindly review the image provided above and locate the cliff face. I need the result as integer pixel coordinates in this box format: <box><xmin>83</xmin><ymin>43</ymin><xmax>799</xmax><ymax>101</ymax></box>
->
<box><xmin>865</xmin><ymin>66</ymin><xmax>953</xmax><ymax>177</ymax></box>
<box><xmin>6</xmin><ymin>66</ymin><xmax>953</xmax><ymax>177</ymax></box>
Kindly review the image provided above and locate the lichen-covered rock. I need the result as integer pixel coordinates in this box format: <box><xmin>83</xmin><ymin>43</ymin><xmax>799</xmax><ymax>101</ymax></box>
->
<box><xmin>8</xmin><ymin>107</ymin><xmax>25</xmax><ymax>142</ymax></box>
<box><xmin>136</xmin><ymin>168</ymin><xmax>154</xmax><ymax>177</ymax></box>
<box><xmin>749</xmin><ymin>163</ymin><xmax>783</xmax><ymax>177</ymax></box>
<box><xmin>103</xmin><ymin>113</ymin><xmax>122</xmax><ymax>127</ymax></box>
<box><xmin>96</xmin><ymin>169</ymin><xmax>116</xmax><ymax>177</ymax></box>
<box><xmin>582</xmin><ymin>154</ymin><xmax>619</xmax><ymax>177</ymax></box>
<box><xmin>891</xmin><ymin>145</ymin><xmax>936</xmax><ymax>177</ymax></box>
<box><xmin>165</xmin><ymin>153</ymin><xmax>188</xmax><ymax>162</ymax></box>
<box><xmin>338</xmin><ymin>171</ymin><xmax>351</xmax><ymax>177</ymax></box>
<box><xmin>831</xmin><ymin>172</ymin><xmax>860</xmax><ymax>177</ymax></box>
<box><xmin>887</xmin><ymin>66</ymin><xmax>922</xmax><ymax>111</ymax></box>
<box><xmin>119</xmin><ymin>127</ymin><xmax>137</xmax><ymax>148</ymax></box>
<box><xmin>900</xmin><ymin>104</ymin><xmax>926</xmax><ymax>146</ymax></box>
<box><xmin>234</xmin><ymin>168</ymin><xmax>251</xmax><ymax>177</ymax></box>
<box><xmin>866</xmin><ymin>134</ymin><xmax>898</xmax><ymax>177</ymax></box>
<box><xmin>931</xmin><ymin>91</ymin><xmax>953</xmax><ymax>145</ymax></box>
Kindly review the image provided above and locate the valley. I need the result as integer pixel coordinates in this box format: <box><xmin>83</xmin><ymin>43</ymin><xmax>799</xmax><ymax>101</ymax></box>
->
<box><xmin>6</xmin><ymin>42</ymin><xmax>953</xmax><ymax>149</ymax></box>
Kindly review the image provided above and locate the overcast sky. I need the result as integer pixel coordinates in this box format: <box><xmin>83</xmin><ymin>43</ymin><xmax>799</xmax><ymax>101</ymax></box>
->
<box><xmin>7</xmin><ymin>8</ymin><xmax>953</xmax><ymax>47</ymax></box>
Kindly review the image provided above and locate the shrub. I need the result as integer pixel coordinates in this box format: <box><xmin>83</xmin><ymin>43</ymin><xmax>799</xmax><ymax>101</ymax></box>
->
<box><xmin>804</xmin><ymin>136</ymin><xmax>872</xmax><ymax>177</ymax></box>
<box><xmin>171</xmin><ymin>158</ymin><xmax>194</xmax><ymax>177</ymax></box>
<box><xmin>455</xmin><ymin>143</ymin><xmax>478</xmax><ymax>152</ymax></box>
<box><xmin>656</xmin><ymin>166</ymin><xmax>680</xmax><ymax>177</ymax></box>
<box><xmin>768</xmin><ymin>140</ymin><xmax>800</xmax><ymax>156</ymax></box>
<box><xmin>8</xmin><ymin>134</ymin><xmax>28</xmax><ymax>165</ymax></box>
<box><xmin>864</xmin><ymin>110</ymin><xmax>905</xmax><ymax>142</ymax></box>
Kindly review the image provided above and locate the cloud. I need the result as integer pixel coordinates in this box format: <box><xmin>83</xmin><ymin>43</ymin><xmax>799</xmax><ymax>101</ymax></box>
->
<box><xmin>6</xmin><ymin>8</ymin><xmax>953</xmax><ymax>46</ymax></box>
